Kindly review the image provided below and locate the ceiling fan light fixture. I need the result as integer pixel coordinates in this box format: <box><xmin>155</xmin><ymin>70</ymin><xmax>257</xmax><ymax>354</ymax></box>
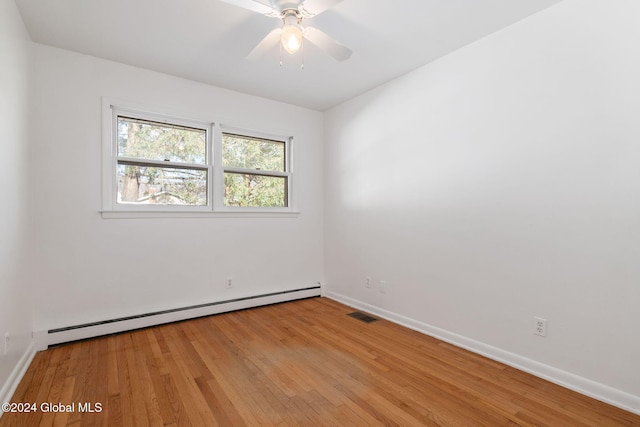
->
<box><xmin>281</xmin><ymin>25</ymin><xmax>303</xmax><ymax>54</ymax></box>
<box><xmin>280</xmin><ymin>10</ymin><xmax>303</xmax><ymax>54</ymax></box>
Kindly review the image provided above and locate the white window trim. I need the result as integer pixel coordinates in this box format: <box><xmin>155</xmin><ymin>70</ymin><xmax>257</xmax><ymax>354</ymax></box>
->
<box><xmin>101</xmin><ymin>97</ymin><xmax>299</xmax><ymax>218</ymax></box>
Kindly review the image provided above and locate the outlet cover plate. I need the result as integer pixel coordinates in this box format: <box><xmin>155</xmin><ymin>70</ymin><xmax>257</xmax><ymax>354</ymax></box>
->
<box><xmin>534</xmin><ymin>317</ymin><xmax>547</xmax><ymax>337</ymax></box>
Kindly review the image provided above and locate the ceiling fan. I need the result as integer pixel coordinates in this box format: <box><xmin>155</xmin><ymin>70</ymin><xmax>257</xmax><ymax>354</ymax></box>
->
<box><xmin>220</xmin><ymin>0</ymin><xmax>352</xmax><ymax>62</ymax></box>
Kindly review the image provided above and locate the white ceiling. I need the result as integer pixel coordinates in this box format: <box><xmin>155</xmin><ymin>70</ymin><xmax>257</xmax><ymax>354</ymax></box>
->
<box><xmin>16</xmin><ymin>0</ymin><xmax>563</xmax><ymax>111</ymax></box>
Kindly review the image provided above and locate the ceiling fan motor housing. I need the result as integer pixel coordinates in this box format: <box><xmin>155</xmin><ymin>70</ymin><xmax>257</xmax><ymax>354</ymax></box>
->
<box><xmin>282</xmin><ymin>8</ymin><xmax>302</xmax><ymax>24</ymax></box>
<box><xmin>271</xmin><ymin>0</ymin><xmax>302</xmax><ymax>13</ymax></box>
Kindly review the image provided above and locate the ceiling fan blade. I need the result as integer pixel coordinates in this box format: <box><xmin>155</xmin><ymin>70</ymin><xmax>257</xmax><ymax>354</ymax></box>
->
<box><xmin>303</xmin><ymin>26</ymin><xmax>352</xmax><ymax>61</ymax></box>
<box><xmin>218</xmin><ymin>0</ymin><xmax>279</xmax><ymax>17</ymax></box>
<box><xmin>299</xmin><ymin>0</ymin><xmax>343</xmax><ymax>17</ymax></box>
<box><xmin>246</xmin><ymin>28</ymin><xmax>282</xmax><ymax>60</ymax></box>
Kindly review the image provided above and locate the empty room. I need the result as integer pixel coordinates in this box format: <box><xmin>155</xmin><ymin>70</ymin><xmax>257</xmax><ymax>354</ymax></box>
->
<box><xmin>1</xmin><ymin>0</ymin><xmax>639</xmax><ymax>425</ymax></box>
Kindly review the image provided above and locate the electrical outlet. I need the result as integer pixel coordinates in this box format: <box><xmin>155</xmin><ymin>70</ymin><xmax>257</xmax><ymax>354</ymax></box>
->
<box><xmin>227</xmin><ymin>277</ymin><xmax>233</xmax><ymax>288</ymax></box>
<box><xmin>365</xmin><ymin>276</ymin><xmax>371</xmax><ymax>288</ymax></box>
<box><xmin>534</xmin><ymin>317</ymin><xmax>547</xmax><ymax>337</ymax></box>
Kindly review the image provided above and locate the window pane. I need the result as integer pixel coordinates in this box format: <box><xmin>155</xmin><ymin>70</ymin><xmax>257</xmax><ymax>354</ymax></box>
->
<box><xmin>222</xmin><ymin>133</ymin><xmax>285</xmax><ymax>172</ymax></box>
<box><xmin>117</xmin><ymin>116</ymin><xmax>206</xmax><ymax>164</ymax></box>
<box><xmin>224</xmin><ymin>173</ymin><xmax>287</xmax><ymax>207</ymax></box>
<box><xmin>117</xmin><ymin>164</ymin><xmax>207</xmax><ymax>206</ymax></box>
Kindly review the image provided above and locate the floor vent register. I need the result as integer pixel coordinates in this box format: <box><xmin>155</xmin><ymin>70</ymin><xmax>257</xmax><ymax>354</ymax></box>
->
<box><xmin>347</xmin><ymin>311</ymin><xmax>379</xmax><ymax>324</ymax></box>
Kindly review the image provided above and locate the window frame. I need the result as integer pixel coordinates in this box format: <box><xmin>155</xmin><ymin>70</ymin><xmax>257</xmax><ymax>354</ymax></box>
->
<box><xmin>216</xmin><ymin>126</ymin><xmax>293</xmax><ymax>212</ymax></box>
<box><xmin>101</xmin><ymin>98</ymin><xmax>297</xmax><ymax>218</ymax></box>
<box><xmin>110</xmin><ymin>109</ymin><xmax>213</xmax><ymax>211</ymax></box>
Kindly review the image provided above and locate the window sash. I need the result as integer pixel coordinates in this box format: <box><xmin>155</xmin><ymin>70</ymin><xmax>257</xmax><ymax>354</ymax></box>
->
<box><xmin>222</xmin><ymin>166</ymin><xmax>288</xmax><ymax>178</ymax></box>
<box><xmin>223</xmin><ymin>172</ymin><xmax>288</xmax><ymax>208</ymax></box>
<box><xmin>221</xmin><ymin>132</ymin><xmax>286</xmax><ymax>173</ymax></box>
<box><xmin>117</xmin><ymin>157</ymin><xmax>209</xmax><ymax>171</ymax></box>
<box><xmin>116</xmin><ymin>163</ymin><xmax>209</xmax><ymax>206</ymax></box>
<box><xmin>115</xmin><ymin>115</ymin><xmax>208</xmax><ymax>166</ymax></box>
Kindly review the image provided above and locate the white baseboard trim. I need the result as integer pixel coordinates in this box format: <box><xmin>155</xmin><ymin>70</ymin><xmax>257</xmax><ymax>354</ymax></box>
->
<box><xmin>326</xmin><ymin>291</ymin><xmax>640</xmax><ymax>416</ymax></box>
<box><xmin>0</xmin><ymin>341</ymin><xmax>37</xmax><ymax>417</ymax></box>
<box><xmin>34</xmin><ymin>286</ymin><xmax>321</xmax><ymax>350</ymax></box>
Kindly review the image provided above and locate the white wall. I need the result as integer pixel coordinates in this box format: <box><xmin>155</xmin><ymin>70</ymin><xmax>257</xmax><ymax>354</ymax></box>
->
<box><xmin>29</xmin><ymin>44</ymin><xmax>325</xmax><ymax>331</ymax></box>
<box><xmin>5</xmin><ymin>0</ymin><xmax>640</xmax><ymax>414</ymax></box>
<box><xmin>325</xmin><ymin>0</ymin><xmax>640</xmax><ymax>411</ymax></box>
<box><xmin>0</xmin><ymin>0</ymin><xmax>34</xmax><ymax>398</ymax></box>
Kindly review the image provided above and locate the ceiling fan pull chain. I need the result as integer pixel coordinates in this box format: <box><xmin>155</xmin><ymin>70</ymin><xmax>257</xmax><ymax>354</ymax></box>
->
<box><xmin>301</xmin><ymin>40</ymin><xmax>305</xmax><ymax>70</ymax></box>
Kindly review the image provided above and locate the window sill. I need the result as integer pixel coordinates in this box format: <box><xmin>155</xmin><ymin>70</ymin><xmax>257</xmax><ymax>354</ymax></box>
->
<box><xmin>100</xmin><ymin>210</ymin><xmax>301</xmax><ymax>219</ymax></box>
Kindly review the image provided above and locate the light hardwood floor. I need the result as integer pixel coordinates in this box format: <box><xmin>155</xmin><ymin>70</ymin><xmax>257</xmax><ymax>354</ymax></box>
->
<box><xmin>1</xmin><ymin>297</ymin><xmax>638</xmax><ymax>426</ymax></box>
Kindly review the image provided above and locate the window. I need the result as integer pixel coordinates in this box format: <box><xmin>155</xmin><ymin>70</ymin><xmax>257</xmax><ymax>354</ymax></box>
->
<box><xmin>222</xmin><ymin>132</ymin><xmax>289</xmax><ymax>208</ymax></box>
<box><xmin>102</xmin><ymin>100</ymin><xmax>294</xmax><ymax>216</ymax></box>
<box><xmin>116</xmin><ymin>116</ymin><xmax>209</xmax><ymax>206</ymax></box>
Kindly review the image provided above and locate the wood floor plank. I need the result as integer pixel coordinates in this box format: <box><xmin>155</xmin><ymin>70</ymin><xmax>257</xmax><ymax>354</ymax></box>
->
<box><xmin>2</xmin><ymin>297</ymin><xmax>639</xmax><ymax>426</ymax></box>
<box><xmin>136</xmin><ymin>329</ymin><xmax>178</xmax><ymax>426</ymax></box>
<box><xmin>159</xmin><ymin>327</ymin><xmax>220</xmax><ymax>426</ymax></box>
<box><xmin>52</xmin><ymin>375</ymin><xmax>76</xmax><ymax>427</ymax></box>
<box><xmin>114</xmin><ymin>333</ymin><xmax>135</xmax><ymax>427</ymax></box>
<box><xmin>190</xmin><ymin>339</ymin><xmax>263</xmax><ymax>425</ymax></box>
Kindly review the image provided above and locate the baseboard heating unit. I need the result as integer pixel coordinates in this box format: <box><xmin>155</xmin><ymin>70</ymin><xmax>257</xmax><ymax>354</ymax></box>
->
<box><xmin>34</xmin><ymin>286</ymin><xmax>321</xmax><ymax>350</ymax></box>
